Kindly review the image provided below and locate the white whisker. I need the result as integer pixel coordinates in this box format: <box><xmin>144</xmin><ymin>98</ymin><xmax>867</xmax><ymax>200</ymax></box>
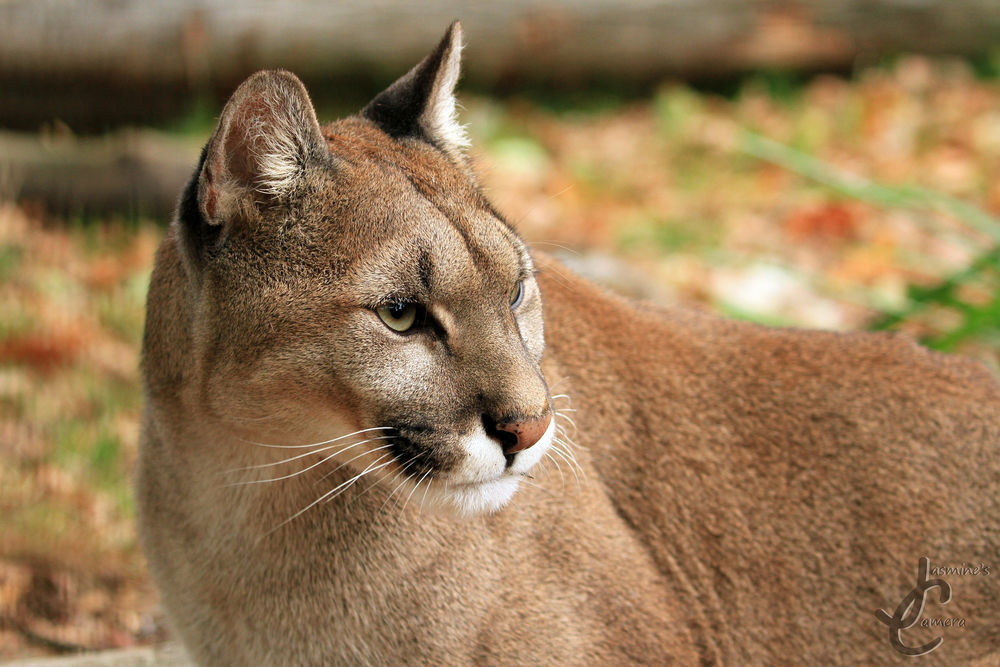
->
<box><xmin>552</xmin><ymin>435</ymin><xmax>583</xmax><ymax>465</ymax></box>
<box><xmin>317</xmin><ymin>455</ymin><xmax>394</xmax><ymax>508</ymax></box>
<box><xmin>519</xmin><ymin>477</ymin><xmax>555</xmax><ymax>497</ymax></box>
<box><xmin>555</xmin><ymin>421</ymin><xmax>586</xmax><ymax>449</ymax></box>
<box><xmin>550</xmin><ymin>442</ymin><xmax>583</xmax><ymax>489</ymax></box>
<box><xmin>402</xmin><ymin>468</ymin><xmax>433</xmax><ymax>513</ymax></box>
<box><xmin>240</xmin><ymin>426</ymin><xmax>394</xmax><ymax>450</ymax></box>
<box><xmin>348</xmin><ymin>452</ymin><xmax>414</xmax><ymax>507</ymax></box>
<box><xmin>227</xmin><ymin>435</ymin><xmax>395</xmax><ymax>474</ymax></box>
<box><xmin>544</xmin><ymin>451</ymin><xmax>566</xmax><ymax>489</ymax></box>
<box><xmin>317</xmin><ymin>443</ymin><xmax>396</xmax><ymax>483</ymax></box>
<box><xmin>418</xmin><ymin>470</ymin><xmax>435</xmax><ymax>513</ymax></box>
<box><xmin>225</xmin><ymin>439</ymin><xmax>394</xmax><ymax>486</ymax></box>
<box><xmin>269</xmin><ymin>454</ymin><xmax>394</xmax><ymax>534</ymax></box>
<box><xmin>378</xmin><ymin>456</ymin><xmax>422</xmax><ymax>516</ymax></box>
<box><xmin>554</xmin><ymin>412</ymin><xmax>578</xmax><ymax>430</ymax></box>
<box><xmin>554</xmin><ymin>424</ymin><xmax>577</xmax><ymax>444</ymax></box>
<box><xmin>528</xmin><ymin>237</ymin><xmax>579</xmax><ymax>256</ymax></box>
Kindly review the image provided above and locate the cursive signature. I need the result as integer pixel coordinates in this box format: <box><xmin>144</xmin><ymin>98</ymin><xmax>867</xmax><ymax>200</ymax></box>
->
<box><xmin>875</xmin><ymin>557</ymin><xmax>952</xmax><ymax>656</ymax></box>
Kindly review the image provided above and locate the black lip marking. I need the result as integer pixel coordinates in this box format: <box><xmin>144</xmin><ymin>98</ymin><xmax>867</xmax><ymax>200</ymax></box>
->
<box><xmin>388</xmin><ymin>427</ymin><xmax>437</xmax><ymax>477</ymax></box>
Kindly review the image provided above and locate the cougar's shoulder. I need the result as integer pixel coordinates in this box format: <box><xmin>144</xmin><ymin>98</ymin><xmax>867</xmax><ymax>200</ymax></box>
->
<box><xmin>535</xmin><ymin>248</ymin><xmax>999</xmax><ymax>417</ymax></box>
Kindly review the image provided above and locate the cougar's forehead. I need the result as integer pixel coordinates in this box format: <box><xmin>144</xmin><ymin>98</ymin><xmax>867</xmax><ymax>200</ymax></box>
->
<box><xmin>324</xmin><ymin>122</ymin><xmax>529</xmax><ymax>301</ymax></box>
<box><xmin>352</xmin><ymin>209</ymin><xmax>526</xmax><ymax>307</ymax></box>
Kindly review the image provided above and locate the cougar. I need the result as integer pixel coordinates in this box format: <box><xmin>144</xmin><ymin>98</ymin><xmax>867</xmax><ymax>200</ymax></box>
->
<box><xmin>137</xmin><ymin>22</ymin><xmax>1000</xmax><ymax>665</ymax></box>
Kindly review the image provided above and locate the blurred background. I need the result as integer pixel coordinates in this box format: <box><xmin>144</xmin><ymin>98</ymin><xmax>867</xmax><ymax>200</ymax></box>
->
<box><xmin>2</xmin><ymin>0</ymin><xmax>999</xmax><ymax>661</ymax></box>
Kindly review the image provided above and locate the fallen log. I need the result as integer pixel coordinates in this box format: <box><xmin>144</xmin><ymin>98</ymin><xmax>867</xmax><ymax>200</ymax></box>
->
<box><xmin>0</xmin><ymin>131</ymin><xmax>198</xmax><ymax>220</ymax></box>
<box><xmin>2</xmin><ymin>0</ymin><xmax>1000</xmax><ymax>129</ymax></box>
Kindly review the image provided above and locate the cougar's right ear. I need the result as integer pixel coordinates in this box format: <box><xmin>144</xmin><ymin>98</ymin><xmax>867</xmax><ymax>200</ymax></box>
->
<box><xmin>177</xmin><ymin>70</ymin><xmax>329</xmax><ymax>271</ymax></box>
<box><xmin>361</xmin><ymin>21</ymin><xmax>468</xmax><ymax>159</ymax></box>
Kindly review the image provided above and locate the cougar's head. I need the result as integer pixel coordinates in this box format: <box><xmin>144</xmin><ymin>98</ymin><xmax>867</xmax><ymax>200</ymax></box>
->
<box><xmin>172</xmin><ymin>22</ymin><xmax>554</xmax><ymax>517</ymax></box>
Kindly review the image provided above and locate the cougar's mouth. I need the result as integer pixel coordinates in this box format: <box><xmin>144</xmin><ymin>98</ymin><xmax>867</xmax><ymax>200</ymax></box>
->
<box><xmin>378</xmin><ymin>419</ymin><xmax>554</xmax><ymax>516</ymax></box>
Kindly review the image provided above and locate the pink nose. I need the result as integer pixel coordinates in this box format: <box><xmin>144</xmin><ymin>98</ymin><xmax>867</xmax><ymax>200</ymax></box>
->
<box><xmin>494</xmin><ymin>413</ymin><xmax>552</xmax><ymax>455</ymax></box>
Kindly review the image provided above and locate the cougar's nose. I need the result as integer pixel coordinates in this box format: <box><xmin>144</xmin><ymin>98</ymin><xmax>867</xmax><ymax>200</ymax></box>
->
<box><xmin>484</xmin><ymin>412</ymin><xmax>552</xmax><ymax>456</ymax></box>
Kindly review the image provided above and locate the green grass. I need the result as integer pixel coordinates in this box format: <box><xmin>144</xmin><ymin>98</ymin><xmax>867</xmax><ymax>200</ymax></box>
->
<box><xmin>0</xmin><ymin>244</ymin><xmax>23</xmax><ymax>281</ymax></box>
<box><xmin>741</xmin><ymin>132</ymin><xmax>1000</xmax><ymax>242</ymax></box>
<box><xmin>740</xmin><ymin>132</ymin><xmax>1000</xmax><ymax>351</ymax></box>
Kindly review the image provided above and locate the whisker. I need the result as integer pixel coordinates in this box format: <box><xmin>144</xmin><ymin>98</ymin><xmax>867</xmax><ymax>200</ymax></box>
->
<box><xmin>555</xmin><ymin>424</ymin><xmax>579</xmax><ymax>443</ymax></box>
<box><xmin>551</xmin><ymin>435</ymin><xmax>583</xmax><ymax>465</ymax></box>
<box><xmin>554</xmin><ymin>412</ymin><xmax>578</xmax><ymax>431</ymax></box>
<box><xmin>550</xmin><ymin>442</ymin><xmax>584</xmax><ymax>489</ymax></box>
<box><xmin>240</xmin><ymin>426</ymin><xmax>395</xmax><ymax>450</ymax></box>
<box><xmin>550</xmin><ymin>398</ymin><xmax>576</xmax><ymax>411</ymax></box>
<box><xmin>317</xmin><ymin>443</ymin><xmax>396</xmax><ymax>483</ymax></box>
<box><xmin>269</xmin><ymin>454</ymin><xmax>393</xmax><ymax>534</ymax></box>
<box><xmin>518</xmin><ymin>477</ymin><xmax>556</xmax><ymax>497</ymax></box>
<box><xmin>550</xmin><ymin>451</ymin><xmax>581</xmax><ymax>491</ymax></box>
<box><xmin>402</xmin><ymin>469</ymin><xmax>433</xmax><ymax>513</ymax></box>
<box><xmin>418</xmin><ymin>470</ymin><xmax>435</xmax><ymax>513</ymax></box>
<box><xmin>347</xmin><ymin>454</ymin><xmax>409</xmax><ymax>507</ymax></box>
<box><xmin>225</xmin><ymin>439</ymin><xmax>394</xmax><ymax>486</ymax></box>
<box><xmin>554</xmin><ymin>422</ymin><xmax>587</xmax><ymax>450</ymax></box>
<box><xmin>226</xmin><ymin>435</ymin><xmax>395</xmax><ymax>474</ymax></box>
<box><xmin>544</xmin><ymin>451</ymin><xmax>566</xmax><ymax>489</ymax></box>
<box><xmin>551</xmin><ymin>392</ymin><xmax>581</xmax><ymax>441</ymax></box>
<box><xmin>378</xmin><ymin>456</ymin><xmax>422</xmax><ymax>516</ymax></box>
<box><xmin>512</xmin><ymin>184</ymin><xmax>574</xmax><ymax>239</ymax></box>
<box><xmin>319</xmin><ymin>455</ymin><xmax>394</xmax><ymax>507</ymax></box>
<box><xmin>528</xmin><ymin>239</ymin><xmax>580</xmax><ymax>256</ymax></box>
<box><xmin>549</xmin><ymin>381</ymin><xmax>571</xmax><ymax>395</ymax></box>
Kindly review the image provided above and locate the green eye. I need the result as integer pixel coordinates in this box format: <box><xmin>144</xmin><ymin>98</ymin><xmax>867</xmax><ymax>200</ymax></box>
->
<box><xmin>509</xmin><ymin>280</ymin><xmax>524</xmax><ymax>308</ymax></box>
<box><xmin>377</xmin><ymin>302</ymin><xmax>418</xmax><ymax>332</ymax></box>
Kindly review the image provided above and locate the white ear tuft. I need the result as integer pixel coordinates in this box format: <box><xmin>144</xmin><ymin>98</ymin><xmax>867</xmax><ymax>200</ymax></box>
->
<box><xmin>244</xmin><ymin>88</ymin><xmax>312</xmax><ymax>196</ymax></box>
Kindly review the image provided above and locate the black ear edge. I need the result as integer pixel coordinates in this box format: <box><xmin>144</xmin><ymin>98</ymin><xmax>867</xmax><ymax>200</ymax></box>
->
<box><xmin>175</xmin><ymin>143</ymin><xmax>221</xmax><ymax>275</ymax></box>
<box><xmin>361</xmin><ymin>28</ymin><xmax>453</xmax><ymax>136</ymax></box>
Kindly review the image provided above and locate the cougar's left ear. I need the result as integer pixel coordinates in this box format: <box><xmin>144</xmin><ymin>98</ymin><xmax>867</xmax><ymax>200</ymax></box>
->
<box><xmin>362</xmin><ymin>21</ymin><xmax>468</xmax><ymax>159</ymax></box>
<box><xmin>176</xmin><ymin>69</ymin><xmax>330</xmax><ymax>277</ymax></box>
<box><xmin>197</xmin><ymin>69</ymin><xmax>329</xmax><ymax>225</ymax></box>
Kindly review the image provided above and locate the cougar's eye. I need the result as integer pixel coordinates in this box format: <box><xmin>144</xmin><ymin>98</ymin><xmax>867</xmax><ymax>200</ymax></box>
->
<box><xmin>377</xmin><ymin>302</ymin><xmax>418</xmax><ymax>332</ymax></box>
<box><xmin>509</xmin><ymin>280</ymin><xmax>524</xmax><ymax>308</ymax></box>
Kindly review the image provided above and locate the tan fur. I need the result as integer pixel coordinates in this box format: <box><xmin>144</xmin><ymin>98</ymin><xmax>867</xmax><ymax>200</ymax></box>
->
<box><xmin>138</xmin><ymin>25</ymin><xmax>1000</xmax><ymax>666</ymax></box>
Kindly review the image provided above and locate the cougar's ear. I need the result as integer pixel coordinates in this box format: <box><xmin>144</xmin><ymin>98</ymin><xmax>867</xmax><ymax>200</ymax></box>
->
<box><xmin>197</xmin><ymin>69</ymin><xmax>329</xmax><ymax>225</ymax></box>
<box><xmin>362</xmin><ymin>21</ymin><xmax>468</xmax><ymax>158</ymax></box>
